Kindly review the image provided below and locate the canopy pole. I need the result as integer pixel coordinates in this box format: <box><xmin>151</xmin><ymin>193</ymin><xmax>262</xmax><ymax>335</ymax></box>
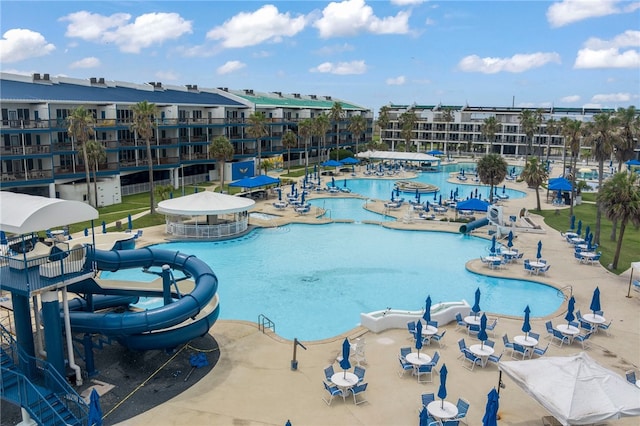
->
<box><xmin>627</xmin><ymin>268</ymin><xmax>634</xmax><ymax>298</ymax></box>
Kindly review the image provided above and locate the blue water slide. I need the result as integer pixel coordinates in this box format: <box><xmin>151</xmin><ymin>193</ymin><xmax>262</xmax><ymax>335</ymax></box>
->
<box><xmin>458</xmin><ymin>217</ymin><xmax>489</xmax><ymax>234</ymax></box>
<box><xmin>66</xmin><ymin>247</ymin><xmax>219</xmax><ymax>351</ymax></box>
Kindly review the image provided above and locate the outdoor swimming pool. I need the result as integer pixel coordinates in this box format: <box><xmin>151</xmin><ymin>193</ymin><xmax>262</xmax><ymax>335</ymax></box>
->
<box><xmin>101</xmin><ymin>223</ymin><xmax>563</xmax><ymax>341</ymax></box>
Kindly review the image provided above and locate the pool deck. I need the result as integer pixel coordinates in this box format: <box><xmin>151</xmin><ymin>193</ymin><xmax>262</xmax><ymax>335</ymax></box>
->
<box><xmin>91</xmin><ymin>165</ymin><xmax>640</xmax><ymax>425</ymax></box>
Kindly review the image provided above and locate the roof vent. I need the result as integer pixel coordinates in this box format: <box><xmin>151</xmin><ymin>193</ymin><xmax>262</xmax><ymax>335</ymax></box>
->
<box><xmin>43</xmin><ymin>74</ymin><xmax>50</xmax><ymax>80</ymax></box>
<box><xmin>244</xmin><ymin>89</ymin><xmax>254</xmax><ymax>95</ymax></box>
<box><xmin>90</xmin><ymin>77</ymin><xmax>97</xmax><ymax>84</ymax></box>
<box><xmin>293</xmin><ymin>93</ymin><xmax>301</xmax><ymax>98</ymax></box>
<box><xmin>325</xmin><ymin>95</ymin><xmax>332</xmax><ymax>100</ymax></box>
<box><xmin>310</xmin><ymin>95</ymin><xmax>317</xmax><ymax>99</ymax></box>
<box><xmin>217</xmin><ymin>87</ymin><xmax>228</xmax><ymax>92</ymax></box>
<box><xmin>98</xmin><ymin>78</ymin><xmax>105</xmax><ymax>84</ymax></box>
<box><xmin>273</xmin><ymin>91</ymin><xmax>282</xmax><ymax>97</ymax></box>
<box><xmin>34</xmin><ymin>73</ymin><xmax>41</xmax><ymax>81</ymax></box>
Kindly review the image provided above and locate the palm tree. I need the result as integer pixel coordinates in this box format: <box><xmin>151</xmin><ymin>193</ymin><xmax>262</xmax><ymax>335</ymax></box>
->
<box><xmin>441</xmin><ymin>107</ymin><xmax>454</xmax><ymax>154</ymax></box>
<box><xmin>613</xmin><ymin>106</ymin><xmax>639</xmax><ymax>172</ymax></box>
<box><xmin>298</xmin><ymin>118</ymin><xmax>314</xmax><ymax>171</ymax></box>
<box><xmin>481</xmin><ymin>116</ymin><xmax>500</xmax><ymax>153</ymax></box>
<box><xmin>67</xmin><ymin>106</ymin><xmax>95</xmax><ymax>206</ymax></box>
<box><xmin>85</xmin><ymin>139</ymin><xmax>106</xmax><ymax>207</ymax></box>
<box><xmin>348</xmin><ymin>114</ymin><xmax>366</xmax><ymax>158</ymax></box>
<box><xmin>281</xmin><ymin>129</ymin><xmax>298</xmax><ymax>174</ymax></box>
<box><xmin>313</xmin><ymin>113</ymin><xmax>331</xmax><ymax>162</ymax></box>
<box><xmin>534</xmin><ymin>108</ymin><xmax>545</xmax><ymax>159</ymax></box>
<box><xmin>208</xmin><ymin>135</ymin><xmax>234</xmax><ymax>191</ymax></box>
<box><xmin>377</xmin><ymin>106</ymin><xmax>390</xmax><ymax>148</ymax></box>
<box><xmin>476</xmin><ymin>154</ymin><xmax>508</xmax><ymax>204</ymax></box>
<box><xmin>584</xmin><ymin>113</ymin><xmax>619</xmax><ymax>245</ymax></box>
<box><xmin>545</xmin><ymin>118</ymin><xmax>559</xmax><ymax>167</ymax></box>
<box><xmin>520</xmin><ymin>157</ymin><xmax>548</xmax><ymax>211</ymax></box>
<box><xmin>130</xmin><ymin>101</ymin><xmax>158</xmax><ymax>214</ymax></box>
<box><xmin>329</xmin><ymin>102</ymin><xmax>344</xmax><ymax>159</ymax></box>
<box><xmin>519</xmin><ymin>109</ymin><xmax>536</xmax><ymax>161</ymax></box>
<box><xmin>247</xmin><ymin>112</ymin><xmax>268</xmax><ymax>175</ymax></box>
<box><xmin>596</xmin><ymin>171</ymin><xmax>640</xmax><ymax>270</ymax></box>
<box><xmin>399</xmin><ymin>110</ymin><xmax>416</xmax><ymax>152</ymax></box>
<box><xmin>561</xmin><ymin>119</ymin><xmax>583</xmax><ymax>219</ymax></box>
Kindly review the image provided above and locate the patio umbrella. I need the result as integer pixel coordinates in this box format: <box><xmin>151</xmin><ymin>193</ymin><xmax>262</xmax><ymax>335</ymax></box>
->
<box><xmin>343</xmin><ymin>179</ymin><xmax>347</xmax><ymax>188</ymax></box>
<box><xmin>434</xmin><ymin>191</ymin><xmax>438</xmax><ymax>201</ymax></box>
<box><xmin>584</xmin><ymin>225</ymin><xmax>591</xmax><ymax>242</ymax></box>
<box><xmin>472</xmin><ymin>287</ymin><xmax>481</xmax><ymax>318</ymax></box>
<box><xmin>482</xmin><ymin>388</ymin><xmax>500</xmax><ymax>426</ymax></box>
<box><xmin>490</xmin><ymin>235</ymin><xmax>496</xmax><ymax>255</ymax></box>
<box><xmin>88</xmin><ymin>388</ymin><xmax>103</xmax><ymax>426</ymax></box>
<box><xmin>419</xmin><ymin>407</ymin><xmax>430</xmax><ymax>426</ymax></box>
<box><xmin>390</xmin><ymin>191</ymin><xmax>395</xmax><ymax>202</ymax></box>
<box><xmin>84</xmin><ymin>228</ymin><xmax>88</xmax><ymax>236</ymax></box>
<box><xmin>478</xmin><ymin>313</ymin><xmax>488</xmax><ymax>347</ymax></box>
<box><xmin>396</xmin><ymin>187</ymin><xmax>400</xmax><ymax>198</ymax></box>
<box><xmin>285</xmin><ymin>421</ymin><xmax>292</xmax><ymax>426</ymax></box>
<box><xmin>576</xmin><ymin>220</ymin><xmax>582</xmax><ymax>237</ymax></box>
<box><xmin>507</xmin><ymin>231</ymin><xmax>514</xmax><ymax>248</ymax></box>
<box><xmin>101</xmin><ymin>221</ymin><xmax>106</xmax><ymax>234</ymax></box>
<box><xmin>339</xmin><ymin>338</ymin><xmax>351</xmax><ymax>378</ymax></box>
<box><xmin>437</xmin><ymin>364</ymin><xmax>448</xmax><ymax>409</ymax></box>
<box><xmin>0</xmin><ymin>231</ymin><xmax>7</xmax><ymax>246</ymax></box>
<box><xmin>423</xmin><ymin>296</ymin><xmax>432</xmax><ymax>323</ymax></box>
<box><xmin>127</xmin><ymin>214</ymin><xmax>132</xmax><ymax>231</ymax></box>
<box><xmin>565</xmin><ymin>296</ymin><xmax>576</xmax><ymax>326</ymax></box>
<box><xmin>439</xmin><ymin>194</ymin><xmax>442</xmax><ymax>205</ymax></box>
<box><xmin>590</xmin><ymin>287</ymin><xmax>601</xmax><ymax>315</ymax></box>
<box><xmin>425</xmin><ymin>201</ymin><xmax>430</xmax><ymax>212</ymax></box>
<box><xmin>522</xmin><ymin>305</ymin><xmax>531</xmax><ymax>338</ymax></box>
<box><xmin>278</xmin><ymin>189</ymin><xmax>282</xmax><ymax>201</ymax></box>
<box><xmin>570</xmin><ymin>215</ymin><xmax>576</xmax><ymax>230</ymax></box>
<box><xmin>502</xmin><ymin>184</ymin><xmax>506</xmax><ymax>194</ymax></box>
<box><xmin>536</xmin><ymin>240</ymin><xmax>542</xmax><ymax>259</ymax></box>
<box><xmin>415</xmin><ymin>319</ymin><xmax>423</xmax><ymax>356</ymax></box>
<box><xmin>331</xmin><ymin>176</ymin><xmax>335</xmax><ymax>187</ymax></box>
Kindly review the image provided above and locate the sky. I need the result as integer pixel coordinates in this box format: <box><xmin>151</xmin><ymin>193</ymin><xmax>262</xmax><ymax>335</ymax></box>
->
<box><xmin>1</xmin><ymin>0</ymin><xmax>639</xmax><ymax>114</ymax></box>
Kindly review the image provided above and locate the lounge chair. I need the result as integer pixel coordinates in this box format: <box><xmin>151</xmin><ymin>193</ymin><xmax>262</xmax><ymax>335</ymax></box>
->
<box><xmin>523</xmin><ymin>259</ymin><xmax>535</xmax><ymax>275</ymax></box>
<box><xmin>486</xmin><ymin>318</ymin><xmax>498</xmax><ymax>337</ymax></box>
<box><xmin>487</xmin><ymin>351</ymin><xmax>503</xmax><ymax>366</ymax></box>
<box><xmin>446</xmin><ymin>398</ymin><xmax>470</xmax><ymax>425</ymax></box>
<box><xmin>467</xmin><ymin>324</ymin><xmax>480</xmax><ymax>337</ymax></box>
<box><xmin>400</xmin><ymin>347</ymin><xmax>412</xmax><ymax>360</ymax></box>
<box><xmin>407</xmin><ymin>321</ymin><xmax>417</xmax><ymax>339</ymax></box>
<box><xmin>529</xmin><ymin>332</ymin><xmax>540</xmax><ymax>341</ymax></box>
<box><xmin>455</xmin><ymin>313</ymin><xmax>467</xmax><ymax>331</ymax></box>
<box><xmin>598</xmin><ymin>319</ymin><xmax>613</xmax><ymax>336</ymax></box>
<box><xmin>351</xmin><ymin>382</ymin><xmax>368</xmax><ymax>405</ymax></box>
<box><xmin>322</xmin><ymin>381</ymin><xmax>344</xmax><ymax>405</ymax></box>
<box><xmin>8</xmin><ymin>241</ymin><xmax>53</xmax><ymax>270</ymax></box>
<box><xmin>545</xmin><ymin>321</ymin><xmax>554</xmax><ymax>340</ymax></box>
<box><xmin>538</xmin><ymin>264</ymin><xmax>551</xmax><ymax>275</ymax></box>
<box><xmin>416</xmin><ymin>363</ymin><xmax>436</xmax><ymax>383</ymax></box>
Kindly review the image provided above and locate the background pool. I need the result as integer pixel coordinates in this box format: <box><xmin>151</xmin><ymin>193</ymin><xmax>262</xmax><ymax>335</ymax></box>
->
<box><xmin>101</xmin><ymin>223</ymin><xmax>563</xmax><ymax>341</ymax></box>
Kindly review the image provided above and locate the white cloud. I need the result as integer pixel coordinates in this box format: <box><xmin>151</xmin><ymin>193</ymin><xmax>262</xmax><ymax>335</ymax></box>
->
<box><xmin>314</xmin><ymin>0</ymin><xmax>410</xmax><ymax>38</ymax></box>
<box><xmin>314</xmin><ymin>43</ymin><xmax>355</xmax><ymax>56</ymax></box>
<box><xmin>156</xmin><ymin>70</ymin><xmax>179</xmax><ymax>81</ymax></box>
<box><xmin>207</xmin><ymin>5</ymin><xmax>306</xmax><ymax>48</ymax></box>
<box><xmin>425</xmin><ymin>18</ymin><xmax>436</xmax><ymax>26</ymax></box>
<box><xmin>386</xmin><ymin>75</ymin><xmax>406</xmax><ymax>85</ymax></box>
<box><xmin>60</xmin><ymin>11</ymin><xmax>192</xmax><ymax>54</ymax></box>
<box><xmin>546</xmin><ymin>0</ymin><xmax>624</xmax><ymax>28</ymax></box>
<box><xmin>457</xmin><ymin>52</ymin><xmax>561</xmax><ymax>73</ymax></box>
<box><xmin>252</xmin><ymin>50</ymin><xmax>272</xmax><ymax>58</ymax></box>
<box><xmin>69</xmin><ymin>57</ymin><xmax>100</xmax><ymax>69</ymax></box>
<box><xmin>591</xmin><ymin>92</ymin><xmax>632</xmax><ymax>103</ymax></box>
<box><xmin>574</xmin><ymin>30</ymin><xmax>640</xmax><ymax>68</ymax></box>
<box><xmin>217</xmin><ymin>60</ymin><xmax>246</xmax><ymax>75</ymax></box>
<box><xmin>560</xmin><ymin>95</ymin><xmax>581</xmax><ymax>103</ymax></box>
<box><xmin>310</xmin><ymin>60</ymin><xmax>367</xmax><ymax>75</ymax></box>
<box><xmin>0</xmin><ymin>28</ymin><xmax>55</xmax><ymax>63</ymax></box>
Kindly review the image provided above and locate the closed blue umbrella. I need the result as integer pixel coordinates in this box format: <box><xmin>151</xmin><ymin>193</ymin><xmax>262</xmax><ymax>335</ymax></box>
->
<box><xmin>425</xmin><ymin>201</ymin><xmax>430</xmax><ymax>212</ymax></box>
<box><xmin>576</xmin><ymin>220</ymin><xmax>582</xmax><ymax>237</ymax></box>
<box><xmin>0</xmin><ymin>231</ymin><xmax>7</xmax><ymax>245</ymax></box>
<box><xmin>536</xmin><ymin>240</ymin><xmax>542</xmax><ymax>259</ymax></box>
<box><xmin>343</xmin><ymin>179</ymin><xmax>347</xmax><ymax>188</ymax></box>
<box><xmin>472</xmin><ymin>288</ymin><xmax>481</xmax><ymax>317</ymax></box>
<box><xmin>101</xmin><ymin>221</ymin><xmax>106</xmax><ymax>234</ymax></box>
<box><xmin>423</xmin><ymin>296</ymin><xmax>432</xmax><ymax>323</ymax></box>
<box><xmin>88</xmin><ymin>388</ymin><xmax>103</xmax><ymax>426</ymax></box>
<box><xmin>285</xmin><ymin>421</ymin><xmax>292</xmax><ymax>426</ymax></box>
<box><xmin>84</xmin><ymin>228</ymin><xmax>88</xmax><ymax>237</ymax></box>
<box><xmin>419</xmin><ymin>407</ymin><xmax>430</xmax><ymax>426</ymax></box>
<box><xmin>478</xmin><ymin>313</ymin><xmax>488</xmax><ymax>347</ymax></box>
<box><xmin>584</xmin><ymin>225</ymin><xmax>591</xmax><ymax>241</ymax></box>
<box><xmin>490</xmin><ymin>235</ymin><xmax>496</xmax><ymax>255</ymax></box>
<box><xmin>434</xmin><ymin>191</ymin><xmax>438</xmax><ymax>201</ymax></box>
<box><xmin>278</xmin><ymin>189</ymin><xmax>282</xmax><ymax>201</ymax></box>
<box><xmin>331</xmin><ymin>176</ymin><xmax>335</xmax><ymax>187</ymax></box>
<box><xmin>522</xmin><ymin>305</ymin><xmax>531</xmax><ymax>338</ymax></box>
<box><xmin>439</xmin><ymin>194</ymin><xmax>442</xmax><ymax>205</ymax></box>
<box><xmin>437</xmin><ymin>364</ymin><xmax>448</xmax><ymax>408</ymax></box>
<box><xmin>415</xmin><ymin>319</ymin><xmax>423</xmax><ymax>356</ymax></box>
<box><xmin>502</xmin><ymin>184</ymin><xmax>506</xmax><ymax>194</ymax></box>
<box><xmin>339</xmin><ymin>338</ymin><xmax>351</xmax><ymax>378</ymax></box>
<box><xmin>391</xmin><ymin>191</ymin><xmax>395</xmax><ymax>202</ymax></box>
<box><xmin>127</xmin><ymin>214</ymin><xmax>133</xmax><ymax>231</ymax></box>
<box><xmin>507</xmin><ymin>231</ymin><xmax>514</xmax><ymax>248</ymax></box>
<box><xmin>570</xmin><ymin>215</ymin><xmax>576</xmax><ymax>230</ymax></box>
<box><xmin>590</xmin><ymin>287</ymin><xmax>601</xmax><ymax>315</ymax></box>
<box><xmin>482</xmin><ymin>388</ymin><xmax>500</xmax><ymax>426</ymax></box>
<box><xmin>565</xmin><ymin>296</ymin><xmax>575</xmax><ymax>326</ymax></box>
<box><xmin>396</xmin><ymin>187</ymin><xmax>400</xmax><ymax>198</ymax></box>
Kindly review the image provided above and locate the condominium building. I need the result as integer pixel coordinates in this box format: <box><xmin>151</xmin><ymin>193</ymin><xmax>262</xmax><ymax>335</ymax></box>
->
<box><xmin>0</xmin><ymin>72</ymin><xmax>372</xmax><ymax>205</ymax></box>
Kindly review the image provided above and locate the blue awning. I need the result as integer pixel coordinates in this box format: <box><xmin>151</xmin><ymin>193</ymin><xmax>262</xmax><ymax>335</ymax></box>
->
<box><xmin>228</xmin><ymin>175</ymin><xmax>280</xmax><ymax>188</ymax></box>
<box><xmin>456</xmin><ymin>198</ymin><xmax>490</xmax><ymax>212</ymax></box>
<box><xmin>548</xmin><ymin>177</ymin><xmax>572</xmax><ymax>191</ymax></box>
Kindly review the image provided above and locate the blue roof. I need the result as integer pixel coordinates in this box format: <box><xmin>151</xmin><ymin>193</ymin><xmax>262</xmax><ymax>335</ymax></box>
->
<box><xmin>0</xmin><ymin>79</ymin><xmax>245</xmax><ymax>106</ymax></box>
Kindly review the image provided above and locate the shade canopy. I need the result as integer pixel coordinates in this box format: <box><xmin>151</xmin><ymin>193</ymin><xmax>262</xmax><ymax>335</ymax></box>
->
<box><xmin>356</xmin><ymin>150</ymin><xmax>439</xmax><ymax>162</ymax></box>
<box><xmin>321</xmin><ymin>159</ymin><xmax>343</xmax><ymax>167</ymax></box>
<box><xmin>548</xmin><ymin>177</ymin><xmax>573</xmax><ymax>191</ymax></box>
<box><xmin>0</xmin><ymin>192</ymin><xmax>99</xmax><ymax>235</ymax></box>
<box><xmin>228</xmin><ymin>175</ymin><xmax>280</xmax><ymax>188</ymax></box>
<box><xmin>499</xmin><ymin>352</ymin><xmax>640</xmax><ymax>425</ymax></box>
<box><xmin>340</xmin><ymin>157</ymin><xmax>360</xmax><ymax>165</ymax></box>
<box><xmin>157</xmin><ymin>191</ymin><xmax>255</xmax><ymax>216</ymax></box>
<box><xmin>456</xmin><ymin>198</ymin><xmax>490</xmax><ymax>212</ymax></box>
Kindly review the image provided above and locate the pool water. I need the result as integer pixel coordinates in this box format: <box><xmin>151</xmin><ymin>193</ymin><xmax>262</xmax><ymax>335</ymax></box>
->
<box><xmin>308</xmin><ymin>197</ymin><xmax>394</xmax><ymax>222</ymax></box>
<box><xmin>101</xmin><ymin>223</ymin><xmax>563</xmax><ymax>341</ymax></box>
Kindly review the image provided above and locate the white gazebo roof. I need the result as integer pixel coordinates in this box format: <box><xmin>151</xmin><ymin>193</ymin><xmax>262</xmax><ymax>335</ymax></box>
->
<box><xmin>0</xmin><ymin>192</ymin><xmax>99</xmax><ymax>234</ymax></box>
<box><xmin>356</xmin><ymin>150</ymin><xmax>439</xmax><ymax>162</ymax></box>
<box><xmin>157</xmin><ymin>191</ymin><xmax>255</xmax><ymax>216</ymax></box>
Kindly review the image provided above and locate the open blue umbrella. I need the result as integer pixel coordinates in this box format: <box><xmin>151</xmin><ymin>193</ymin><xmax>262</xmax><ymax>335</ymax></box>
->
<box><xmin>415</xmin><ymin>319</ymin><xmax>423</xmax><ymax>356</ymax></box>
<box><xmin>127</xmin><ymin>214</ymin><xmax>133</xmax><ymax>231</ymax></box>
<box><xmin>437</xmin><ymin>364</ymin><xmax>448</xmax><ymax>409</ymax></box>
<box><xmin>490</xmin><ymin>235</ymin><xmax>496</xmax><ymax>255</ymax></box>
<box><xmin>522</xmin><ymin>305</ymin><xmax>531</xmax><ymax>338</ymax></box>
<box><xmin>478</xmin><ymin>313</ymin><xmax>488</xmax><ymax>347</ymax></box>
<box><xmin>482</xmin><ymin>388</ymin><xmax>500</xmax><ymax>426</ymax></box>
<box><xmin>536</xmin><ymin>240</ymin><xmax>542</xmax><ymax>259</ymax></box>
<box><xmin>507</xmin><ymin>231</ymin><xmax>514</xmax><ymax>248</ymax></box>
<box><xmin>590</xmin><ymin>287</ymin><xmax>601</xmax><ymax>315</ymax></box>
<box><xmin>576</xmin><ymin>220</ymin><xmax>582</xmax><ymax>236</ymax></box>
<box><xmin>339</xmin><ymin>337</ymin><xmax>351</xmax><ymax>378</ymax></box>
<box><xmin>88</xmin><ymin>388</ymin><xmax>103</xmax><ymax>426</ymax></box>
<box><xmin>423</xmin><ymin>296</ymin><xmax>432</xmax><ymax>323</ymax></box>
<box><xmin>565</xmin><ymin>296</ymin><xmax>575</xmax><ymax>326</ymax></box>
<box><xmin>472</xmin><ymin>288</ymin><xmax>481</xmax><ymax>318</ymax></box>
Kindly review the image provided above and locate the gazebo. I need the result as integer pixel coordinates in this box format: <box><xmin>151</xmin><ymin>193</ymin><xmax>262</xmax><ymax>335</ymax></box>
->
<box><xmin>157</xmin><ymin>191</ymin><xmax>255</xmax><ymax>239</ymax></box>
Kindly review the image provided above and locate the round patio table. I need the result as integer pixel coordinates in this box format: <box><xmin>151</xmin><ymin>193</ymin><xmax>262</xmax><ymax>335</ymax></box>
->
<box><xmin>514</xmin><ymin>335</ymin><xmax>538</xmax><ymax>347</ymax></box>
<box><xmin>464</xmin><ymin>315</ymin><xmax>481</xmax><ymax>326</ymax></box>
<box><xmin>421</xmin><ymin>325</ymin><xmax>438</xmax><ymax>336</ymax></box>
<box><xmin>331</xmin><ymin>372</ymin><xmax>358</xmax><ymax>401</ymax></box>
<box><xmin>405</xmin><ymin>352</ymin><xmax>432</xmax><ymax>366</ymax></box>
<box><xmin>556</xmin><ymin>324</ymin><xmax>580</xmax><ymax>343</ymax></box>
<box><xmin>582</xmin><ymin>313</ymin><xmax>606</xmax><ymax>325</ymax></box>
<box><xmin>427</xmin><ymin>400</ymin><xmax>458</xmax><ymax>421</ymax></box>
<box><xmin>469</xmin><ymin>344</ymin><xmax>494</xmax><ymax>367</ymax></box>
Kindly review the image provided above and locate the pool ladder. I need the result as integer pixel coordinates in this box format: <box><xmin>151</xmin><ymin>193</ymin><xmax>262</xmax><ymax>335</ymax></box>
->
<box><xmin>557</xmin><ymin>285</ymin><xmax>573</xmax><ymax>300</ymax></box>
<box><xmin>258</xmin><ymin>314</ymin><xmax>275</xmax><ymax>334</ymax></box>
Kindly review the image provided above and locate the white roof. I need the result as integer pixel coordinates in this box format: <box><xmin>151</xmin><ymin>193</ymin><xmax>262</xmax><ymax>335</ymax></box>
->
<box><xmin>499</xmin><ymin>352</ymin><xmax>640</xmax><ymax>425</ymax></box>
<box><xmin>157</xmin><ymin>191</ymin><xmax>255</xmax><ymax>216</ymax></box>
<box><xmin>0</xmin><ymin>192</ymin><xmax>99</xmax><ymax>234</ymax></box>
<box><xmin>356</xmin><ymin>150</ymin><xmax>439</xmax><ymax>162</ymax></box>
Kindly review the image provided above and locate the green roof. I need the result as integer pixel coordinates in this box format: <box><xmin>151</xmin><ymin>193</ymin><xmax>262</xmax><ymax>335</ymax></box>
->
<box><xmin>233</xmin><ymin>92</ymin><xmax>366</xmax><ymax>110</ymax></box>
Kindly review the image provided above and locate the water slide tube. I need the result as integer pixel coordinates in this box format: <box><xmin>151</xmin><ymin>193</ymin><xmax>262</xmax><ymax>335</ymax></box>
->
<box><xmin>65</xmin><ymin>247</ymin><xmax>219</xmax><ymax>351</ymax></box>
<box><xmin>458</xmin><ymin>217</ymin><xmax>489</xmax><ymax>234</ymax></box>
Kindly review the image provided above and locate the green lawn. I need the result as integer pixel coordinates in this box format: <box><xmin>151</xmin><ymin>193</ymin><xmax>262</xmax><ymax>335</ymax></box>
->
<box><xmin>537</xmin><ymin>200</ymin><xmax>639</xmax><ymax>275</ymax></box>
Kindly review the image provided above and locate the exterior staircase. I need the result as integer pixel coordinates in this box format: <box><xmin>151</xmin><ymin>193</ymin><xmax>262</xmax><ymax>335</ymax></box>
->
<box><xmin>1</xmin><ymin>324</ymin><xmax>89</xmax><ymax>426</ymax></box>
